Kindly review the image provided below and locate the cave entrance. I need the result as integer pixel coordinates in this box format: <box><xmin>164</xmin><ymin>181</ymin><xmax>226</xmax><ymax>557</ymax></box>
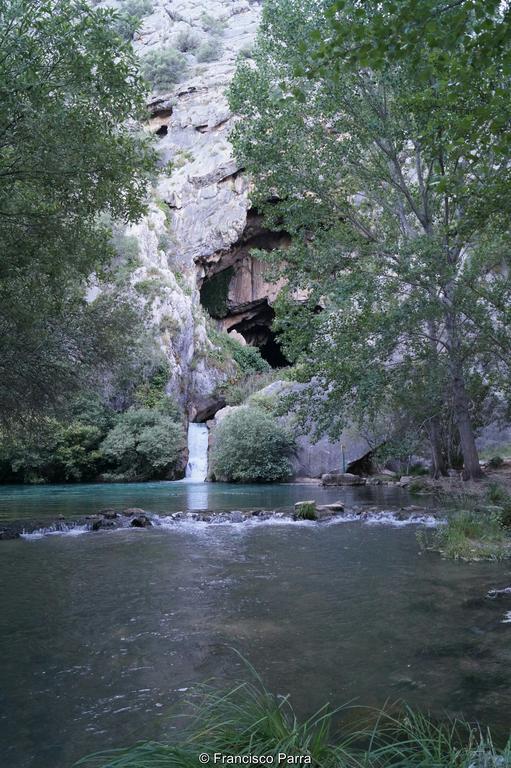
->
<box><xmin>227</xmin><ymin>303</ymin><xmax>290</xmax><ymax>369</ymax></box>
<box><xmin>257</xmin><ymin>328</ymin><xmax>289</xmax><ymax>368</ymax></box>
<box><xmin>198</xmin><ymin>210</ymin><xmax>292</xmax><ymax>369</ymax></box>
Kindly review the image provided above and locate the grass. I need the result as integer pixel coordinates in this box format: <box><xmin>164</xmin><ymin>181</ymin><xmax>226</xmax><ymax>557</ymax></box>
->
<box><xmin>294</xmin><ymin>501</ymin><xmax>318</xmax><ymax>520</ymax></box>
<box><xmin>76</xmin><ymin>667</ymin><xmax>511</xmax><ymax>767</ymax></box>
<box><xmin>479</xmin><ymin>443</ymin><xmax>511</xmax><ymax>461</ymax></box>
<box><xmin>419</xmin><ymin>483</ymin><xmax>511</xmax><ymax>560</ymax></box>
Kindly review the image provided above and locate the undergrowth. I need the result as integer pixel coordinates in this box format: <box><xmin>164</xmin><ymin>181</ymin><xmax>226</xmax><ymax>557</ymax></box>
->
<box><xmin>419</xmin><ymin>483</ymin><xmax>511</xmax><ymax>561</ymax></box>
<box><xmin>77</xmin><ymin>667</ymin><xmax>511</xmax><ymax>767</ymax></box>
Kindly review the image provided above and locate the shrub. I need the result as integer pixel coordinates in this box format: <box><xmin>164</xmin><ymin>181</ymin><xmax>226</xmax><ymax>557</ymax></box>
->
<box><xmin>200</xmin><ymin>12</ymin><xmax>225</xmax><ymax>35</ymax></box>
<box><xmin>227</xmin><ymin>337</ymin><xmax>271</xmax><ymax>376</ymax></box>
<box><xmin>486</xmin><ymin>482</ymin><xmax>508</xmax><ymax>504</ymax></box>
<box><xmin>123</xmin><ymin>0</ymin><xmax>153</xmax><ymax>17</ymax></box>
<box><xmin>223</xmin><ymin>371</ymin><xmax>280</xmax><ymax>406</ymax></box>
<box><xmin>210</xmin><ymin>406</ymin><xmax>294</xmax><ymax>482</ymax></box>
<box><xmin>112</xmin><ymin>0</ymin><xmax>153</xmax><ymax>41</ymax></box>
<box><xmin>0</xmin><ymin>395</ymin><xmax>114</xmax><ymax>483</ymax></box>
<box><xmin>100</xmin><ymin>407</ymin><xmax>185</xmax><ymax>481</ymax></box>
<box><xmin>487</xmin><ymin>455</ymin><xmax>504</xmax><ymax>469</ymax></box>
<box><xmin>196</xmin><ymin>40</ymin><xmax>223</xmax><ymax>63</ymax></box>
<box><xmin>174</xmin><ymin>28</ymin><xmax>200</xmax><ymax>53</ymax></box>
<box><xmin>238</xmin><ymin>43</ymin><xmax>253</xmax><ymax>59</ymax></box>
<box><xmin>140</xmin><ymin>47</ymin><xmax>188</xmax><ymax>92</ymax></box>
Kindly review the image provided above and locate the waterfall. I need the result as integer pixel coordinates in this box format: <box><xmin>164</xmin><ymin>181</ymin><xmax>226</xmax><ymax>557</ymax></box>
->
<box><xmin>185</xmin><ymin>423</ymin><xmax>209</xmax><ymax>482</ymax></box>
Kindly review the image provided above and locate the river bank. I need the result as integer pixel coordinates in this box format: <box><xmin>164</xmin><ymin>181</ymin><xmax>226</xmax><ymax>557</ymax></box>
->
<box><xmin>77</xmin><ymin>676</ymin><xmax>511</xmax><ymax>768</ymax></box>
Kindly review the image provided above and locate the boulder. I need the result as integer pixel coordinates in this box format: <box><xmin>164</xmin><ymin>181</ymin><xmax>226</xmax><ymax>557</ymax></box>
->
<box><xmin>321</xmin><ymin>473</ymin><xmax>366</xmax><ymax>486</ymax></box>
<box><xmin>398</xmin><ymin>476</ymin><xmax>412</xmax><ymax>487</ymax></box>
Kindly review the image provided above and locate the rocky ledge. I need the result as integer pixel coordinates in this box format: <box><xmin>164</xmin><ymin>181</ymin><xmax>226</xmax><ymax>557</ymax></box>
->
<box><xmin>0</xmin><ymin>502</ymin><xmax>442</xmax><ymax>540</ymax></box>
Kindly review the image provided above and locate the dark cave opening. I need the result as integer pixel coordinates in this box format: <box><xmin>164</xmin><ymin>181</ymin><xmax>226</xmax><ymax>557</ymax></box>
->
<box><xmin>227</xmin><ymin>304</ymin><xmax>290</xmax><ymax>369</ymax></box>
<box><xmin>256</xmin><ymin>328</ymin><xmax>290</xmax><ymax>368</ymax></box>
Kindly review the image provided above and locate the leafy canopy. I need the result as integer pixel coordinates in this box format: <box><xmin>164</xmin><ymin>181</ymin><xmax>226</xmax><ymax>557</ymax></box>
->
<box><xmin>0</xmin><ymin>0</ymin><xmax>156</xmax><ymax>417</ymax></box>
<box><xmin>229</xmin><ymin>0</ymin><xmax>511</xmax><ymax>477</ymax></box>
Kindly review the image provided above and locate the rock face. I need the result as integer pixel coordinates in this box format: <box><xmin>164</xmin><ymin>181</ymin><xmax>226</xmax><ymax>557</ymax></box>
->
<box><xmin>96</xmin><ymin>0</ymin><xmax>265</xmax><ymax>415</ymax></box>
<box><xmin>209</xmin><ymin>380</ymin><xmax>375</xmax><ymax>479</ymax></box>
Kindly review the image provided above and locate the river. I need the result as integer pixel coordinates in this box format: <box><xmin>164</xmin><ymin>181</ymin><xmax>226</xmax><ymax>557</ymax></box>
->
<box><xmin>0</xmin><ymin>482</ymin><xmax>510</xmax><ymax>768</ymax></box>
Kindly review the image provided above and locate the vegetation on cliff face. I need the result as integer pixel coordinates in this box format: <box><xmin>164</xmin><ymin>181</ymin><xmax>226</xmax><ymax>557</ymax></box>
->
<box><xmin>229</xmin><ymin>0</ymin><xmax>511</xmax><ymax>481</ymax></box>
<box><xmin>0</xmin><ymin>0</ymin><xmax>155</xmax><ymax>420</ymax></box>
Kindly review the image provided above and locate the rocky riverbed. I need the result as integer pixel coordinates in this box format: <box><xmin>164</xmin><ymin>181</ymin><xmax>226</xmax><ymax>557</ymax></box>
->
<box><xmin>0</xmin><ymin>502</ymin><xmax>443</xmax><ymax>540</ymax></box>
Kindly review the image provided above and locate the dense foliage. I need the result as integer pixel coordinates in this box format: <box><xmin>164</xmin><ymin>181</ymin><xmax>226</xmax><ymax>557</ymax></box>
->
<box><xmin>229</xmin><ymin>0</ymin><xmax>511</xmax><ymax>479</ymax></box>
<box><xmin>210</xmin><ymin>406</ymin><xmax>295</xmax><ymax>482</ymax></box>
<box><xmin>0</xmin><ymin>368</ymin><xmax>185</xmax><ymax>484</ymax></box>
<box><xmin>100</xmin><ymin>407</ymin><xmax>185</xmax><ymax>482</ymax></box>
<box><xmin>0</xmin><ymin>0</ymin><xmax>155</xmax><ymax>419</ymax></box>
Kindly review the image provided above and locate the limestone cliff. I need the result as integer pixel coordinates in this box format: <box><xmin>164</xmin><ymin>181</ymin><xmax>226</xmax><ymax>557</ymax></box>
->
<box><xmin>104</xmin><ymin>0</ymin><xmax>274</xmax><ymax>416</ymax></box>
<box><xmin>98</xmin><ymin>0</ymin><xmax>372</xmax><ymax>477</ymax></box>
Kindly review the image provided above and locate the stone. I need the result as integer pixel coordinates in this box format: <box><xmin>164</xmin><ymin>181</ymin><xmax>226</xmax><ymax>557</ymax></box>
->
<box><xmin>323</xmin><ymin>501</ymin><xmax>344</xmax><ymax>511</ymax></box>
<box><xmin>130</xmin><ymin>515</ymin><xmax>152</xmax><ymax>528</ymax></box>
<box><xmin>98</xmin><ymin>508</ymin><xmax>118</xmax><ymax>519</ymax></box>
<box><xmin>398</xmin><ymin>476</ymin><xmax>412</xmax><ymax>487</ymax></box>
<box><xmin>122</xmin><ymin>507</ymin><xmax>147</xmax><ymax>517</ymax></box>
<box><xmin>91</xmin><ymin>517</ymin><xmax>118</xmax><ymax>531</ymax></box>
<box><xmin>321</xmin><ymin>473</ymin><xmax>366</xmax><ymax>486</ymax></box>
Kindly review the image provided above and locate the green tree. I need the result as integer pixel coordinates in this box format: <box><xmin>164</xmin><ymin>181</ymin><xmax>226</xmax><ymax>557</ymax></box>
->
<box><xmin>0</xmin><ymin>0</ymin><xmax>155</xmax><ymax>418</ymax></box>
<box><xmin>100</xmin><ymin>408</ymin><xmax>185</xmax><ymax>481</ymax></box>
<box><xmin>230</xmin><ymin>0</ymin><xmax>511</xmax><ymax>479</ymax></box>
<box><xmin>210</xmin><ymin>407</ymin><xmax>295</xmax><ymax>482</ymax></box>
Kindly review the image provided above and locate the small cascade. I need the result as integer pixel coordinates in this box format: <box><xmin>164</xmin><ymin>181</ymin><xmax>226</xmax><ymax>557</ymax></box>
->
<box><xmin>185</xmin><ymin>423</ymin><xmax>209</xmax><ymax>482</ymax></box>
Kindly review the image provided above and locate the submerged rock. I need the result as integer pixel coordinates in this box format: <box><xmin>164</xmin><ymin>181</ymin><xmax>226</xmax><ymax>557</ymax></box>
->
<box><xmin>321</xmin><ymin>472</ymin><xmax>366</xmax><ymax>486</ymax></box>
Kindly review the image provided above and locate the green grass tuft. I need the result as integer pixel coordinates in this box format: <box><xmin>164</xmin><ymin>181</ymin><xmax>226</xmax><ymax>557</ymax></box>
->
<box><xmin>76</xmin><ymin>662</ymin><xmax>511</xmax><ymax>767</ymax></box>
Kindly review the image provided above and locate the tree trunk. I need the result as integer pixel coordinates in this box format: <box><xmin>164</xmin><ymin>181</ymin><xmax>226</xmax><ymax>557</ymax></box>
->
<box><xmin>443</xmin><ymin>291</ymin><xmax>483</xmax><ymax>481</ymax></box>
<box><xmin>452</xmin><ymin>371</ymin><xmax>483</xmax><ymax>480</ymax></box>
<box><xmin>427</xmin><ymin>418</ymin><xmax>448</xmax><ymax>478</ymax></box>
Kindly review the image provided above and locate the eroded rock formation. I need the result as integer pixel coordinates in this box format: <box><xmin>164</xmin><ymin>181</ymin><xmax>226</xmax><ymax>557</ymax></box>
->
<box><xmin>101</xmin><ymin>0</ymin><xmax>265</xmax><ymax>415</ymax></box>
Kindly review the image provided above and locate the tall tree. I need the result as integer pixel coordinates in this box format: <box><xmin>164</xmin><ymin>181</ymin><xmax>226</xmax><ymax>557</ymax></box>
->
<box><xmin>0</xmin><ymin>0</ymin><xmax>155</xmax><ymax>417</ymax></box>
<box><xmin>230</xmin><ymin>0</ymin><xmax>511</xmax><ymax>479</ymax></box>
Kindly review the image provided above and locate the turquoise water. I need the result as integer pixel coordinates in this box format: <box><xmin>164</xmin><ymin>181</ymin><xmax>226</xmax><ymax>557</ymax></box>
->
<box><xmin>0</xmin><ymin>483</ymin><xmax>510</xmax><ymax>768</ymax></box>
<box><xmin>0</xmin><ymin>480</ymin><xmax>413</xmax><ymax>523</ymax></box>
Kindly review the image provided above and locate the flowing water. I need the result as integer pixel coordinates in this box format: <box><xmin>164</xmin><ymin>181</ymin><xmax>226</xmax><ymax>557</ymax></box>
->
<box><xmin>0</xmin><ymin>482</ymin><xmax>510</xmax><ymax>768</ymax></box>
<box><xmin>185</xmin><ymin>423</ymin><xmax>209</xmax><ymax>482</ymax></box>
